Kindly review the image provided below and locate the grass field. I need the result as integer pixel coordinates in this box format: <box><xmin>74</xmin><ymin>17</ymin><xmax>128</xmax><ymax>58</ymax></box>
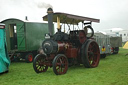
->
<box><xmin>0</xmin><ymin>48</ymin><xmax>128</xmax><ymax>85</ymax></box>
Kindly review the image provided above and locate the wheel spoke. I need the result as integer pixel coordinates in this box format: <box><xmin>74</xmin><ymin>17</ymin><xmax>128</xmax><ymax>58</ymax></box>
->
<box><xmin>56</xmin><ymin>66</ymin><xmax>60</xmax><ymax>70</ymax></box>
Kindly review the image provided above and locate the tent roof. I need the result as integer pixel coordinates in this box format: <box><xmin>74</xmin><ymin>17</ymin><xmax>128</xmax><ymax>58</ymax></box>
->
<box><xmin>123</xmin><ymin>41</ymin><xmax>128</xmax><ymax>49</ymax></box>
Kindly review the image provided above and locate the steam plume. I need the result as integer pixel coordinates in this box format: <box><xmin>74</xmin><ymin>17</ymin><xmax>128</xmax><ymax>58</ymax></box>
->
<box><xmin>0</xmin><ymin>0</ymin><xmax>53</xmax><ymax>22</ymax></box>
<box><xmin>37</xmin><ymin>2</ymin><xmax>53</xmax><ymax>9</ymax></box>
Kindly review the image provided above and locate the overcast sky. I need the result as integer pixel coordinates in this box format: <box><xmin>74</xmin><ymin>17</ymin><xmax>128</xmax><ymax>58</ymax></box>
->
<box><xmin>0</xmin><ymin>0</ymin><xmax>128</xmax><ymax>32</ymax></box>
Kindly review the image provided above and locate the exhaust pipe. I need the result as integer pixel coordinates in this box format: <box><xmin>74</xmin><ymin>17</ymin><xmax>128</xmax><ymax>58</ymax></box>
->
<box><xmin>47</xmin><ymin>8</ymin><xmax>54</xmax><ymax>36</ymax></box>
<box><xmin>25</xmin><ymin>16</ymin><xmax>28</xmax><ymax>21</ymax></box>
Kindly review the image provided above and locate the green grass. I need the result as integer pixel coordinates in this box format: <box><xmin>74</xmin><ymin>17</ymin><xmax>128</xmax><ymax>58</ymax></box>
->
<box><xmin>0</xmin><ymin>48</ymin><xmax>128</xmax><ymax>85</ymax></box>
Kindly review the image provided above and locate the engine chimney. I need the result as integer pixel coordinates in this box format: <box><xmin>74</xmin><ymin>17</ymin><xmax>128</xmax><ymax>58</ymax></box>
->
<box><xmin>47</xmin><ymin>8</ymin><xmax>54</xmax><ymax>36</ymax></box>
<box><xmin>25</xmin><ymin>16</ymin><xmax>28</xmax><ymax>21</ymax></box>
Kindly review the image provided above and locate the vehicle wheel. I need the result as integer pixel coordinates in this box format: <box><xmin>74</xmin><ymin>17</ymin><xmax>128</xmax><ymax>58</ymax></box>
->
<box><xmin>9</xmin><ymin>56</ymin><xmax>15</xmax><ymax>62</ymax></box>
<box><xmin>33</xmin><ymin>54</ymin><xmax>48</xmax><ymax>73</ymax></box>
<box><xmin>86</xmin><ymin>25</ymin><xmax>94</xmax><ymax>39</ymax></box>
<box><xmin>100</xmin><ymin>54</ymin><xmax>106</xmax><ymax>58</ymax></box>
<box><xmin>113</xmin><ymin>47</ymin><xmax>119</xmax><ymax>54</ymax></box>
<box><xmin>81</xmin><ymin>40</ymin><xmax>100</xmax><ymax>68</ymax></box>
<box><xmin>52</xmin><ymin>54</ymin><xmax>68</xmax><ymax>75</ymax></box>
<box><xmin>25</xmin><ymin>53</ymin><xmax>33</xmax><ymax>63</ymax></box>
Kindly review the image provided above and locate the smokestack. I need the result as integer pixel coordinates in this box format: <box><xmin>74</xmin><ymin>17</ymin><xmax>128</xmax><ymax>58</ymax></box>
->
<box><xmin>47</xmin><ymin>8</ymin><xmax>54</xmax><ymax>36</ymax></box>
<box><xmin>25</xmin><ymin>16</ymin><xmax>28</xmax><ymax>21</ymax></box>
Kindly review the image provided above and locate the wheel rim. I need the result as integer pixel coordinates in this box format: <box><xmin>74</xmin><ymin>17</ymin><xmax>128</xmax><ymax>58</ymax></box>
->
<box><xmin>87</xmin><ymin>41</ymin><xmax>100</xmax><ymax>67</ymax></box>
<box><xmin>53</xmin><ymin>54</ymin><xmax>68</xmax><ymax>75</ymax></box>
<box><xmin>33</xmin><ymin>54</ymin><xmax>48</xmax><ymax>73</ymax></box>
<box><xmin>28</xmin><ymin>54</ymin><xmax>33</xmax><ymax>62</ymax></box>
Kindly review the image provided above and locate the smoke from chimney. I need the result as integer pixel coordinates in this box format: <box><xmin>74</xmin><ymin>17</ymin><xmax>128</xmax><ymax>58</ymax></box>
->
<box><xmin>37</xmin><ymin>2</ymin><xmax>53</xmax><ymax>9</ymax></box>
<box><xmin>0</xmin><ymin>0</ymin><xmax>53</xmax><ymax>22</ymax></box>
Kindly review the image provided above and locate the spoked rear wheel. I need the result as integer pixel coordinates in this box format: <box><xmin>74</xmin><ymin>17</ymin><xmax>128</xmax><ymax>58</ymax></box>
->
<box><xmin>81</xmin><ymin>40</ymin><xmax>100</xmax><ymax>68</ymax></box>
<box><xmin>52</xmin><ymin>54</ymin><xmax>68</xmax><ymax>75</ymax></box>
<box><xmin>33</xmin><ymin>54</ymin><xmax>48</xmax><ymax>73</ymax></box>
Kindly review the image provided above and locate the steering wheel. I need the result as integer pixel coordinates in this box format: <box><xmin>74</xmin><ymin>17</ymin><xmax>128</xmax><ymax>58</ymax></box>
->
<box><xmin>84</xmin><ymin>25</ymin><xmax>94</xmax><ymax>39</ymax></box>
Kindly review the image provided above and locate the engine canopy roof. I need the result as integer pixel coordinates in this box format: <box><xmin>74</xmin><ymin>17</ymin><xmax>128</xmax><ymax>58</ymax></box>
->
<box><xmin>43</xmin><ymin>12</ymin><xmax>100</xmax><ymax>24</ymax></box>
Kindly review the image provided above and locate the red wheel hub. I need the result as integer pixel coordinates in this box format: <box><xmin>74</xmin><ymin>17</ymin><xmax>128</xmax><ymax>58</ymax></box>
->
<box><xmin>28</xmin><ymin>55</ymin><xmax>33</xmax><ymax>62</ymax></box>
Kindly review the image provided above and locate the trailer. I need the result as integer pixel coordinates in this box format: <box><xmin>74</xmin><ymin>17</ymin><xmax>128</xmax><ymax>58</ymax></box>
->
<box><xmin>93</xmin><ymin>32</ymin><xmax>122</xmax><ymax>58</ymax></box>
<box><xmin>110</xmin><ymin>37</ymin><xmax>122</xmax><ymax>54</ymax></box>
<box><xmin>1</xmin><ymin>19</ymin><xmax>49</xmax><ymax>62</ymax></box>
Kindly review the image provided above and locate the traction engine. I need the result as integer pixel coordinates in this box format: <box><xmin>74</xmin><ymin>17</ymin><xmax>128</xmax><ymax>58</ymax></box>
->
<box><xmin>33</xmin><ymin>8</ymin><xmax>100</xmax><ymax>75</ymax></box>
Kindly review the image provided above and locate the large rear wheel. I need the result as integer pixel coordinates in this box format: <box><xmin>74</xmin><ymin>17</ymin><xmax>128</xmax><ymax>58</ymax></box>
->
<box><xmin>52</xmin><ymin>54</ymin><xmax>68</xmax><ymax>75</ymax></box>
<box><xmin>81</xmin><ymin>40</ymin><xmax>100</xmax><ymax>68</ymax></box>
<box><xmin>33</xmin><ymin>54</ymin><xmax>48</xmax><ymax>73</ymax></box>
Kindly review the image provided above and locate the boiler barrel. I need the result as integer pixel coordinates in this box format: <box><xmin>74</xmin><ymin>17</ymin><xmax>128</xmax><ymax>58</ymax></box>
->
<box><xmin>42</xmin><ymin>39</ymin><xmax>68</xmax><ymax>54</ymax></box>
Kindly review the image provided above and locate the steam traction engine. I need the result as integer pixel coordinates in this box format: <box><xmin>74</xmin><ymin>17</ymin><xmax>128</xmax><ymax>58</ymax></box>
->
<box><xmin>33</xmin><ymin>8</ymin><xmax>100</xmax><ymax>75</ymax></box>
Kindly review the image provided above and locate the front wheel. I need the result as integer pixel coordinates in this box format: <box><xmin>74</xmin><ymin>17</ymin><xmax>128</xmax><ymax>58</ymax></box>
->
<box><xmin>33</xmin><ymin>54</ymin><xmax>48</xmax><ymax>73</ymax></box>
<box><xmin>52</xmin><ymin>54</ymin><xmax>68</xmax><ymax>75</ymax></box>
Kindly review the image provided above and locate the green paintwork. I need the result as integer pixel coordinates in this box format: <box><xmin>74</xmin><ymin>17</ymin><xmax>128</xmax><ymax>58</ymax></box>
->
<box><xmin>1</xmin><ymin>18</ymin><xmax>50</xmax><ymax>52</ymax></box>
<box><xmin>25</xmin><ymin>22</ymin><xmax>49</xmax><ymax>51</ymax></box>
<box><xmin>17</xmin><ymin>23</ymin><xmax>26</xmax><ymax>50</ymax></box>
